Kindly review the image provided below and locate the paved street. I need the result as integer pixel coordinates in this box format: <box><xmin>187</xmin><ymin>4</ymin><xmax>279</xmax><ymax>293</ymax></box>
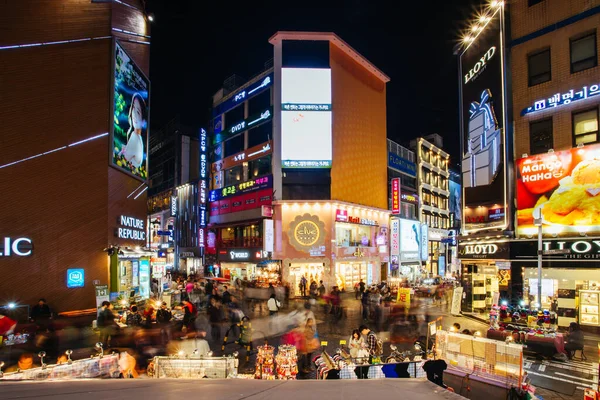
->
<box><xmin>0</xmin><ymin>378</ymin><xmax>465</xmax><ymax>400</ymax></box>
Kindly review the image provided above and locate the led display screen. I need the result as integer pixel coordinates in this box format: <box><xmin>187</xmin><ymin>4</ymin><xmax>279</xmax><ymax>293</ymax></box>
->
<box><xmin>516</xmin><ymin>142</ymin><xmax>600</xmax><ymax>236</ymax></box>
<box><xmin>112</xmin><ymin>42</ymin><xmax>150</xmax><ymax>181</ymax></box>
<box><xmin>281</xmin><ymin>68</ymin><xmax>332</xmax><ymax>168</ymax></box>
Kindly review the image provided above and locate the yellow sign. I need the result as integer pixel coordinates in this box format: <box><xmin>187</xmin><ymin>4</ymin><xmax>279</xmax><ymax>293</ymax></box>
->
<box><xmin>294</xmin><ymin>220</ymin><xmax>320</xmax><ymax>246</ymax></box>
<box><xmin>321</xmin><ymin>341</ymin><xmax>328</xmax><ymax>346</ymax></box>
<box><xmin>339</xmin><ymin>340</ymin><xmax>347</xmax><ymax>345</ymax></box>
<box><xmin>397</xmin><ymin>288</ymin><xmax>411</xmax><ymax>308</ymax></box>
<box><xmin>287</xmin><ymin>213</ymin><xmax>326</xmax><ymax>253</ymax></box>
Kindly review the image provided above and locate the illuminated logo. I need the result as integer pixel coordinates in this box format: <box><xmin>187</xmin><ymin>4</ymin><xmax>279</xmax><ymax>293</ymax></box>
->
<box><xmin>0</xmin><ymin>237</ymin><xmax>33</xmax><ymax>257</ymax></box>
<box><xmin>461</xmin><ymin>244</ymin><xmax>498</xmax><ymax>255</ymax></box>
<box><xmin>67</xmin><ymin>269</ymin><xmax>85</xmax><ymax>288</ymax></box>
<box><xmin>116</xmin><ymin>215</ymin><xmax>146</xmax><ymax>241</ymax></box>
<box><xmin>288</xmin><ymin>214</ymin><xmax>326</xmax><ymax>253</ymax></box>
<box><xmin>464</xmin><ymin>46</ymin><xmax>496</xmax><ymax>84</ymax></box>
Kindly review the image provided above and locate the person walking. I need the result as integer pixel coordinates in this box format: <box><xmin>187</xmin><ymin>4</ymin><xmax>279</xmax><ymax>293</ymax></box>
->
<box><xmin>361</xmin><ymin>290</ymin><xmax>370</xmax><ymax>321</ymax></box>
<box><xmin>267</xmin><ymin>293</ymin><xmax>281</xmax><ymax>316</ymax></box>
<box><xmin>30</xmin><ymin>298</ymin><xmax>53</xmax><ymax>332</ymax></box>
<box><xmin>97</xmin><ymin>301</ymin><xmax>118</xmax><ymax>348</ymax></box>
<box><xmin>300</xmin><ymin>276</ymin><xmax>307</xmax><ymax>297</ymax></box>
<box><xmin>318</xmin><ymin>281</ymin><xmax>326</xmax><ymax>298</ymax></box>
<box><xmin>207</xmin><ymin>297</ymin><xmax>222</xmax><ymax>341</ymax></box>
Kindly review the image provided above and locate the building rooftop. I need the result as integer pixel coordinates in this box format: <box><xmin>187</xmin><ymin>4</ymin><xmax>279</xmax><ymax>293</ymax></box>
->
<box><xmin>269</xmin><ymin>31</ymin><xmax>390</xmax><ymax>83</ymax></box>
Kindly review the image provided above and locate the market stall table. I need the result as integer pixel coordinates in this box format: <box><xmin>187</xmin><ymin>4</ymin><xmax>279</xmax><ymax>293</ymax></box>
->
<box><xmin>486</xmin><ymin>329</ymin><xmax>566</xmax><ymax>357</ymax></box>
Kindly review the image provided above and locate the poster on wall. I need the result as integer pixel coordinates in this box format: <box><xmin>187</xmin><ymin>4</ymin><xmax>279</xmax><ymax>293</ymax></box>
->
<box><xmin>281</xmin><ymin>68</ymin><xmax>332</xmax><ymax>168</ymax></box>
<box><xmin>460</xmin><ymin>8</ymin><xmax>507</xmax><ymax>233</ymax></box>
<box><xmin>112</xmin><ymin>41</ymin><xmax>150</xmax><ymax>181</ymax></box>
<box><xmin>449</xmin><ymin>179</ymin><xmax>462</xmax><ymax>226</ymax></box>
<box><xmin>516</xmin><ymin>142</ymin><xmax>600</xmax><ymax>236</ymax></box>
<box><xmin>400</xmin><ymin>219</ymin><xmax>421</xmax><ymax>262</ymax></box>
<box><xmin>391</xmin><ymin>219</ymin><xmax>400</xmax><ymax>257</ymax></box>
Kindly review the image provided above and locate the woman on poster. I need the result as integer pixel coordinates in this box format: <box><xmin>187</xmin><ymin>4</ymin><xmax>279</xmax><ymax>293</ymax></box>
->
<box><xmin>121</xmin><ymin>92</ymin><xmax>146</xmax><ymax>169</ymax></box>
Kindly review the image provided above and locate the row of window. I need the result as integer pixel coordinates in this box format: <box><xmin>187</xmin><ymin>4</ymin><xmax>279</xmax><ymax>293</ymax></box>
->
<box><xmin>223</xmin><ymin>155</ymin><xmax>272</xmax><ymax>187</ymax></box>
<box><xmin>424</xmin><ymin>213</ymin><xmax>449</xmax><ymax>230</ymax></box>
<box><xmin>529</xmin><ymin>107</ymin><xmax>600</xmax><ymax>155</ymax></box>
<box><xmin>528</xmin><ymin>31</ymin><xmax>597</xmax><ymax>86</ymax></box>
<box><xmin>421</xmin><ymin>169</ymin><xmax>448</xmax><ymax>190</ymax></box>
<box><xmin>422</xmin><ymin>192</ymin><xmax>448</xmax><ymax>210</ymax></box>
<box><xmin>420</xmin><ymin>150</ymin><xmax>449</xmax><ymax>170</ymax></box>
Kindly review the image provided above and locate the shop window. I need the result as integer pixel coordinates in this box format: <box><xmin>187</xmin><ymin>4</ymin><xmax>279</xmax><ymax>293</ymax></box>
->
<box><xmin>225</xmin><ymin>105</ymin><xmax>244</xmax><ymax>129</ymax></box>
<box><xmin>573</xmin><ymin>108</ymin><xmax>599</xmax><ymax>146</ymax></box>
<box><xmin>219</xmin><ymin>225</ymin><xmax>262</xmax><ymax>248</ymax></box>
<box><xmin>247</xmin><ymin>122</ymin><xmax>272</xmax><ymax>148</ymax></box>
<box><xmin>528</xmin><ymin>48</ymin><xmax>551</xmax><ymax>86</ymax></box>
<box><xmin>224</xmin><ymin>164</ymin><xmax>244</xmax><ymax>187</ymax></box>
<box><xmin>335</xmin><ymin>223</ymin><xmax>373</xmax><ymax>247</ymax></box>
<box><xmin>248</xmin><ymin>89</ymin><xmax>271</xmax><ymax>116</ymax></box>
<box><xmin>224</xmin><ymin>134</ymin><xmax>245</xmax><ymax>158</ymax></box>
<box><xmin>570</xmin><ymin>31</ymin><xmax>597</xmax><ymax>73</ymax></box>
<box><xmin>248</xmin><ymin>154</ymin><xmax>271</xmax><ymax>178</ymax></box>
<box><xmin>529</xmin><ymin>118</ymin><xmax>553</xmax><ymax>155</ymax></box>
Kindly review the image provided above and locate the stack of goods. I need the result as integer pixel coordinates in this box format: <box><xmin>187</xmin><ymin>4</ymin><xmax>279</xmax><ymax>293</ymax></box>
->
<box><xmin>255</xmin><ymin>345</ymin><xmax>275</xmax><ymax>380</ymax></box>
<box><xmin>275</xmin><ymin>345</ymin><xmax>298</xmax><ymax>380</ymax></box>
<box><xmin>313</xmin><ymin>351</ymin><xmax>338</xmax><ymax>379</ymax></box>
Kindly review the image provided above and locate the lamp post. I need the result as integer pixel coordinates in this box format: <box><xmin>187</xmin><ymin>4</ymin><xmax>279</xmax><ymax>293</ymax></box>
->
<box><xmin>534</xmin><ymin>208</ymin><xmax>543</xmax><ymax>310</ymax></box>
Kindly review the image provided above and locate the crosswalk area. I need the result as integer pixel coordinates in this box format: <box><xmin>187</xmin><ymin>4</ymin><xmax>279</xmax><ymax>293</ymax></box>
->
<box><xmin>523</xmin><ymin>355</ymin><xmax>599</xmax><ymax>391</ymax></box>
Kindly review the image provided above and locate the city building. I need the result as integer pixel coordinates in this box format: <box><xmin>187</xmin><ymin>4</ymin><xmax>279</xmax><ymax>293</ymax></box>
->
<box><xmin>0</xmin><ymin>0</ymin><xmax>153</xmax><ymax>312</ymax></box>
<box><xmin>510</xmin><ymin>0</ymin><xmax>600</xmax><ymax>328</ymax></box>
<box><xmin>410</xmin><ymin>135</ymin><xmax>452</xmax><ymax>277</ymax></box>
<box><xmin>207</xmin><ymin>31</ymin><xmax>391</xmax><ymax>292</ymax></box>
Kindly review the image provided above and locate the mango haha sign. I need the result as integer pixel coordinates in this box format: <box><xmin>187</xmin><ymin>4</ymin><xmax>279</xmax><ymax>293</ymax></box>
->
<box><xmin>458</xmin><ymin>241</ymin><xmax>509</xmax><ymax>259</ymax></box>
<box><xmin>116</xmin><ymin>216</ymin><xmax>146</xmax><ymax>241</ymax></box>
<box><xmin>0</xmin><ymin>237</ymin><xmax>33</xmax><ymax>256</ymax></box>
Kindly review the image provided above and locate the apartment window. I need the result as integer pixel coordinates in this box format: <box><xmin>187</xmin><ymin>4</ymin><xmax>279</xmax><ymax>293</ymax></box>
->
<box><xmin>573</xmin><ymin>108</ymin><xmax>599</xmax><ymax>145</ymax></box>
<box><xmin>528</xmin><ymin>48</ymin><xmax>551</xmax><ymax>86</ymax></box>
<box><xmin>248</xmin><ymin>155</ymin><xmax>271</xmax><ymax>178</ymax></box>
<box><xmin>528</xmin><ymin>0</ymin><xmax>543</xmax><ymax>6</ymax></box>
<box><xmin>529</xmin><ymin>118</ymin><xmax>553</xmax><ymax>155</ymax></box>
<box><xmin>224</xmin><ymin>165</ymin><xmax>243</xmax><ymax>187</ymax></box>
<box><xmin>571</xmin><ymin>32</ymin><xmax>597</xmax><ymax>73</ymax></box>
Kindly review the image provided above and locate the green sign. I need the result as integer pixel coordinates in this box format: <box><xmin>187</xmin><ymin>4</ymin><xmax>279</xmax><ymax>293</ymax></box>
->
<box><xmin>95</xmin><ymin>284</ymin><xmax>109</xmax><ymax>297</ymax></box>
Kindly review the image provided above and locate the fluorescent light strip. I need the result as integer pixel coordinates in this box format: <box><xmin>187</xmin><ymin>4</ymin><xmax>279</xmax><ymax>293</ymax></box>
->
<box><xmin>127</xmin><ymin>182</ymin><xmax>147</xmax><ymax>199</ymax></box>
<box><xmin>133</xmin><ymin>186</ymin><xmax>148</xmax><ymax>199</ymax></box>
<box><xmin>0</xmin><ymin>132</ymin><xmax>108</xmax><ymax>170</ymax></box>
<box><xmin>112</xmin><ymin>28</ymin><xmax>151</xmax><ymax>39</ymax></box>
<box><xmin>68</xmin><ymin>132</ymin><xmax>109</xmax><ymax>147</ymax></box>
<box><xmin>114</xmin><ymin>0</ymin><xmax>143</xmax><ymax>11</ymax></box>
<box><xmin>0</xmin><ymin>36</ymin><xmax>111</xmax><ymax>51</ymax></box>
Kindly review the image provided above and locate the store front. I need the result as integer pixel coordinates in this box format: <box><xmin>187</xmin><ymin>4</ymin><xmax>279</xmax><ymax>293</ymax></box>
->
<box><xmin>115</xmin><ymin>250</ymin><xmax>153</xmax><ymax>301</ymax></box>
<box><xmin>428</xmin><ymin>227</ymin><xmax>449</xmax><ymax>276</ymax></box>
<box><xmin>391</xmin><ymin>218</ymin><xmax>428</xmax><ymax>282</ymax></box>
<box><xmin>511</xmin><ymin>238</ymin><xmax>600</xmax><ymax>329</ymax></box>
<box><xmin>274</xmin><ymin>201</ymin><xmax>390</xmax><ymax>296</ymax></box>
<box><xmin>217</xmin><ymin>247</ymin><xmax>273</xmax><ymax>282</ymax></box>
<box><xmin>179</xmin><ymin>248</ymin><xmax>203</xmax><ymax>277</ymax></box>
<box><xmin>458</xmin><ymin>239</ymin><xmax>510</xmax><ymax>313</ymax></box>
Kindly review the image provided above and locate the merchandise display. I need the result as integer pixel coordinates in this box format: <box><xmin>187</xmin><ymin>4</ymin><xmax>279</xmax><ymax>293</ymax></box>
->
<box><xmin>255</xmin><ymin>345</ymin><xmax>275</xmax><ymax>380</ymax></box>
<box><xmin>275</xmin><ymin>345</ymin><xmax>298</xmax><ymax>380</ymax></box>
<box><xmin>579</xmin><ymin>290</ymin><xmax>600</xmax><ymax>326</ymax></box>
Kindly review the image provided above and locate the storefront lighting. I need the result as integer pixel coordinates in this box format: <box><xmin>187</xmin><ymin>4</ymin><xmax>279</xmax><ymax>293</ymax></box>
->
<box><xmin>474</xmin><ymin>331</ymin><xmax>482</xmax><ymax>337</ymax></box>
<box><xmin>283</xmin><ymin>203</ymin><xmax>290</xmax><ymax>209</ymax></box>
<box><xmin>7</xmin><ymin>303</ymin><xmax>15</xmax><ymax>309</ymax></box>
<box><xmin>292</xmin><ymin>203</ymin><xmax>299</xmax><ymax>211</ymax></box>
<box><xmin>324</xmin><ymin>203</ymin><xmax>331</xmax><ymax>210</ymax></box>
<box><xmin>313</xmin><ymin>203</ymin><xmax>321</xmax><ymax>210</ymax></box>
<box><xmin>303</xmin><ymin>203</ymin><xmax>310</xmax><ymax>210</ymax></box>
<box><xmin>501</xmin><ymin>300</ymin><xmax>508</xmax><ymax>306</ymax></box>
<box><xmin>519</xmin><ymin>300</ymin><xmax>525</xmax><ymax>306</ymax></box>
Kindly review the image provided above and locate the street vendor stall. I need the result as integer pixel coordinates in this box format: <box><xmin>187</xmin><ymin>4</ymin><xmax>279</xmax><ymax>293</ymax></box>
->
<box><xmin>486</xmin><ymin>328</ymin><xmax>566</xmax><ymax>358</ymax></box>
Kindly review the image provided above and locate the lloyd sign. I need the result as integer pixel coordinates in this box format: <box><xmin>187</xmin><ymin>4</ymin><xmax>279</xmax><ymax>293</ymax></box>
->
<box><xmin>464</xmin><ymin>46</ymin><xmax>496</xmax><ymax>84</ymax></box>
<box><xmin>512</xmin><ymin>239</ymin><xmax>600</xmax><ymax>260</ymax></box>
<box><xmin>458</xmin><ymin>241</ymin><xmax>509</xmax><ymax>260</ymax></box>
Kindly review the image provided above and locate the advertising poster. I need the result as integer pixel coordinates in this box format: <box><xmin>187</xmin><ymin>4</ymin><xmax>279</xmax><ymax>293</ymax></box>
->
<box><xmin>397</xmin><ymin>287</ymin><xmax>411</xmax><ymax>308</ymax></box>
<box><xmin>516</xmin><ymin>142</ymin><xmax>600</xmax><ymax>236</ymax></box>
<box><xmin>281</xmin><ymin>68</ymin><xmax>332</xmax><ymax>168</ymax></box>
<box><xmin>112</xmin><ymin>42</ymin><xmax>150</xmax><ymax>180</ymax></box>
<box><xmin>391</xmin><ymin>178</ymin><xmax>400</xmax><ymax>215</ymax></box>
<box><xmin>460</xmin><ymin>9</ymin><xmax>507</xmax><ymax>233</ymax></box>
<box><xmin>451</xmin><ymin>287</ymin><xmax>463</xmax><ymax>316</ymax></box>
<box><xmin>449</xmin><ymin>179</ymin><xmax>462</xmax><ymax>225</ymax></box>
<box><xmin>400</xmin><ymin>219</ymin><xmax>421</xmax><ymax>262</ymax></box>
<box><xmin>391</xmin><ymin>218</ymin><xmax>400</xmax><ymax>256</ymax></box>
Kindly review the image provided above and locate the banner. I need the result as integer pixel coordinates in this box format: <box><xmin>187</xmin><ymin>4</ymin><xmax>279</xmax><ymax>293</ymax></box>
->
<box><xmin>451</xmin><ymin>287</ymin><xmax>463</xmax><ymax>315</ymax></box>
<box><xmin>390</xmin><ymin>219</ymin><xmax>400</xmax><ymax>257</ymax></box>
<box><xmin>397</xmin><ymin>287</ymin><xmax>411</xmax><ymax>308</ymax></box>
<box><xmin>391</xmin><ymin>178</ymin><xmax>400</xmax><ymax>215</ymax></box>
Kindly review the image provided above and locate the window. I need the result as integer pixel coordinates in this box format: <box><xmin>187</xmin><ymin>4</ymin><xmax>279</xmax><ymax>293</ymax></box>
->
<box><xmin>528</xmin><ymin>0</ymin><xmax>543</xmax><ymax>6</ymax></box>
<box><xmin>573</xmin><ymin>109</ymin><xmax>599</xmax><ymax>145</ymax></box>
<box><xmin>248</xmin><ymin>89</ymin><xmax>271</xmax><ymax>116</ymax></box>
<box><xmin>224</xmin><ymin>134</ymin><xmax>244</xmax><ymax>157</ymax></box>
<box><xmin>529</xmin><ymin>118</ymin><xmax>553</xmax><ymax>155</ymax></box>
<box><xmin>335</xmin><ymin>223</ymin><xmax>373</xmax><ymax>247</ymax></box>
<box><xmin>247</xmin><ymin>122</ymin><xmax>272</xmax><ymax>148</ymax></box>
<box><xmin>571</xmin><ymin>32</ymin><xmax>597</xmax><ymax>73</ymax></box>
<box><xmin>224</xmin><ymin>105</ymin><xmax>244</xmax><ymax>129</ymax></box>
<box><xmin>528</xmin><ymin>48</ymin><xmax>551</xmax><ymax>86</ymax></box>
<box><xmin>224</xmin><ymin>165</ymin><xmax>243</xmax><ymax>187</ymax></box>
<box><xmin>248</xmin><ymin>155</ymin><xmax>271</xmax><ymax>178</ymax></box>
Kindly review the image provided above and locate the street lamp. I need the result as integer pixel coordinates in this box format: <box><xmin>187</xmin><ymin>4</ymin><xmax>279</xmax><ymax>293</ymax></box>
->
<box><xmin>534</xmin><ymin>208</ymin><xmax>543</xmax><ymax>310</ymax></box>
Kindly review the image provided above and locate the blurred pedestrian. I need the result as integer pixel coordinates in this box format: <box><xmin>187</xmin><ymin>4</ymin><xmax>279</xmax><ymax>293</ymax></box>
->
<box><xmin>30</xmin><ymin>298</ymin><xmax>53</xmax><ymax>332</ymax></box>
<box><xmin>97</xmin><ymin>301</ymin><xmax>118</xmax><ymax>348</ymax></box>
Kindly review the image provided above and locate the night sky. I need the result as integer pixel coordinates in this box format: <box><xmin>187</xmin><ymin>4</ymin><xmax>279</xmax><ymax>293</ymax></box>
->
<box><xmin>146</xmin><ymin>0</ymin><xmax>481</xmax><ymax>163</ymax></box>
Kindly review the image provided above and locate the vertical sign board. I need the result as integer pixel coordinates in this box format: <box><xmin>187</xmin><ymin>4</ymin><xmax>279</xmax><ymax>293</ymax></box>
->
<box><xmin>95</xmin><ymin>284</ymin><xmax>109</xmax><ymax>311</ymax></box>
<box><xmin>263</xmin><ymin>219</ymin><xmax>274</xmax><ymax>253</ymax></box>
<box><xmin>420</xmin><ymin>224</ymin><xmax>429</xmax><ymax>262</ymax></box>
<box><xmin>391</xmin><ymin>218</ymin><xmax>400</xmax><ymax>257</ymax></box>
<box><xmin>391</xmin><ymin>178</ymin><xmax>400</xmax><ymax>215</ymax></box>
<box><xmin>199</xmin><ymin>128</ymin><xmax>208</xmax><ymax>253</ymax></box>
<box><xmin>451</xmin><ymin>287</ymin><xmax>463</xmax><ymax>316</ymax></box>
<box><xmin>460</xmin><ymin>7</ymin><xmax>508</xmax><ymax>234</ymax></box>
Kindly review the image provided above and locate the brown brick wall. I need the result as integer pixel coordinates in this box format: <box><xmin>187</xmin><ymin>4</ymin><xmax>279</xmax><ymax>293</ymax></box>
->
<box><xmin>511</xmin><ymin>8</ymin><xmax>600</xmax><ymax>158</ymax></box>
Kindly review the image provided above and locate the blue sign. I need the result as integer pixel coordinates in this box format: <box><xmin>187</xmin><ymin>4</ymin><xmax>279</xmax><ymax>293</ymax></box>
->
<box><xmin>438</xmin><ymin>255</ymin><xmax>446</xmax><ymax>276</ymax></box>
<box><xmin>212</xmin><ymin>73</ymin><xmax>274</xmax><ymax>117</ymax></box>
<box><xmin>441</xmin><ymin>237</ymin><xmax>457</xmax><ymax>246</ymax></box>
<box><xmin>521</xmin><ymin>82</ymin><xmax>599</xmax><ymax>116</ymax></box>
<box><xmin>67</xmin><ymin>269</ymin><xmax>85</xmax><ymax>288</ymax></box>
<box><xmin>157</xmin><ymin>230</ymin><xmax>171</xmax><ymax>236</ymax></box>
<box><xmin>388</xmin><ymin>153</ymin><xmax>417</xmax><ymax>177</ymax></box>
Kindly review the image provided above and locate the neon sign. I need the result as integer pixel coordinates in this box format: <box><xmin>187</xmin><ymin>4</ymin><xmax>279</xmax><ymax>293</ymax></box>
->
<box><xmin>521</xmin><ymin>83</ymin><xmax>600</xmax><ymax>116</ymax></box>
<box><xmin>0</xmin><ymin>237</ymin><xmax>33</xmax><ymax>257</ymax></box>
<box><xmin>212</xmin><ymin>107</ymin><xmax>273</xmax><ymax>145</ymax></box>
<box><xmin>391</xmin><ymin>178</ymin><xmax>400</xmax><ymax>214</ymax></box>
<box><xmin>209</xmin><ymin>175</ymin><xmax>273</xmax><ymax>201</ymax></box>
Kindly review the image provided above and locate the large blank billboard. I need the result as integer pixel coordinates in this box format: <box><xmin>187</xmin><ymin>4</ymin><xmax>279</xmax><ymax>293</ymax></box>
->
<box><xmin>281</xmin><ymin>68</ymin><xmax>332</xmax><ymax>168</ymax></box>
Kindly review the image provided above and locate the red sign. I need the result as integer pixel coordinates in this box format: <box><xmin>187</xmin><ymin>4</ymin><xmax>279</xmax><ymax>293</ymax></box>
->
<box><xmin>391</xmin><ymin>178</ymin><xmax>400</xmax><ymax>214</ymax></box>
<box><xmin>516</xmin><ymin>142</ymin><xmax>600</xmax><ymax>235</ymax></box>
<box><xmin>261</xmin><ymin>205</ymin><xmax>273</xmax><ymax>217</ymax></box>
<box><xmin>335</xmin><ymin>209</ymin><xmax>348</xmax><ymax>222</ymax></box>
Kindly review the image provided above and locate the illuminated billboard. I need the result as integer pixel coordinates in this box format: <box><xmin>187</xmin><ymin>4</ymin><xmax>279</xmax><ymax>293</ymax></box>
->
<box><xmin>459</xmin><ymin>8</ymin><xmax>508</xmax><ymax>233</ymax></box>
<box><xmin>516</xmin><ymin>143</ymin><xmax>600</xmax><ymax>236</ymax></box>
<box><xmin>399</xmin><ymin>219</ymin><xmax>421</xmax><ymax>262</ymax></box>
<box><xmin>112</xmin><ymin>42</ymin><xmax>150</xmax><ymax>181</ymax></box>
<box><xmin>281</xmin><ymin>68</ymin><xmax>332</xmax><ymax>168</ymax></box>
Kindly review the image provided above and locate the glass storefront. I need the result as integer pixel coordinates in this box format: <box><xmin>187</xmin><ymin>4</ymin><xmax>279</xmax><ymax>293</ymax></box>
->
<box><xmin>461</xmin><ymin>262</ymin><xmax>499</xmax><ymax>313</ymax></box>
<box><xmin>522</xmin><ymin>267</ymin><xmax>600</xmax><ymax>327</ymax></box>
<box><xmin>335</xmin><ymin>222</ymin><xmax>373</xmax><ymax>247</ymax></box>
<box><xmin>117</xmin><ymin>256</ymin><xmax>151</xmax><ymax>300</ymax></box>
<box><xmin>335</xmin><ymin>262</ymin><xmax>371</xmax><ymax>291</ymax></box>
<box><xmin>289</xmin><ymin>262</ymin><xmax>325</xmax><ymax>296</ymax></box>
